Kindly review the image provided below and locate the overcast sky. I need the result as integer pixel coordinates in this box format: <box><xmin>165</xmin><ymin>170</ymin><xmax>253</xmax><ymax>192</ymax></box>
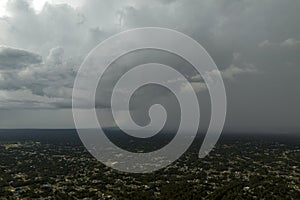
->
<box><xmin>0</xmin><ymin>0</ymin><xmax>299</xmax><ymax>133</ymax></box>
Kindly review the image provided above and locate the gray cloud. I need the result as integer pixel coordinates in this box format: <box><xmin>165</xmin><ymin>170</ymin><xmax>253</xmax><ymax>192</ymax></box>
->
<box><xmin>0</xmin><ymin>0</ymin><xmax>299</xmax><ymax>131</ymax></box>
<box><xmin>0</xmin><ymin>46</ymin><xmax>75</xmax><ymax>109</ymax></box>
<box><xmin>0</xmin><ymin>46</ymin><xmax>42</xmax><ymax>69</ymax></box>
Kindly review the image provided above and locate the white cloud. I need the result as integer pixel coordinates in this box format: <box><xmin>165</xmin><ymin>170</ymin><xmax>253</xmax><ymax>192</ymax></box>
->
<box><xmin>258</xmin><ymin>40</ymin><xmax>272</xmax><ymax>48</ymax></box>
<box><xmin>181</xmin><ymin>61</ymin><xmax>257</xmax><ymax>94</ymax></box>
<box><xmin>180</xmin><ymin>82</ymin><xmax>207</xmax><ymax>94</ymax></box>
<box><xmin>280</xmin><ymin>38</ymin><xmax>300</xmax><ymax>47</ymax></box>
<box><xmin>221</xmin><ymin>64</ymin><xmax>257</xmax><ymax>80</ymax></box>
<box><xmin>259</xmin><ymin>38</ymin><xmax>300</xmax><ymax>48</ymax></box>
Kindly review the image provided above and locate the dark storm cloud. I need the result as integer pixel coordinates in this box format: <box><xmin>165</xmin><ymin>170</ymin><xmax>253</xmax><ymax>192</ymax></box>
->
<box><xmin>0</xmin><ymin>46</ymin><xmax>42</xmax><ymax>69</ymax></box>
<box><xmin>0</xmin><ymin>0</ymin><xmax>299</xmax><ymax>130</ymax></box>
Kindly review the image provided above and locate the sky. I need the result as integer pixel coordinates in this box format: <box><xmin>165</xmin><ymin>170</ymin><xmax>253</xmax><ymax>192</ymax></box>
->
<box><xmin>0</xmin><ymin>0</ymin><xmax>299</xmax><ymax>133</ymax></box>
